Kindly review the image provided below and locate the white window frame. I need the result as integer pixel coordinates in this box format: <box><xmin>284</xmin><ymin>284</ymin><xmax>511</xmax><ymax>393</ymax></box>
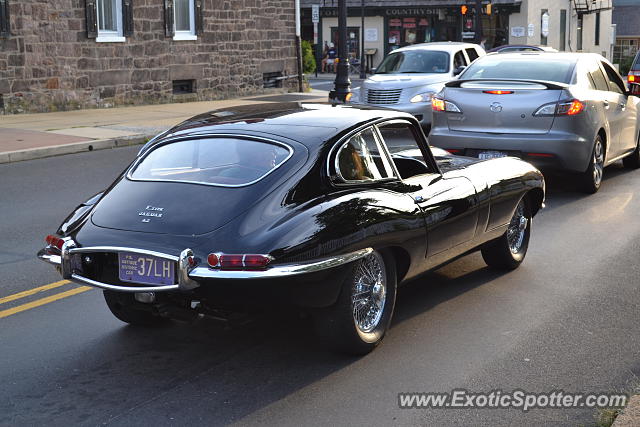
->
<box><xmin>96</xmin><ymin>0</ymin><xmax>125</xmax><ymax>43</ymax></box>
<box><xmin>173</xmin><ymin>0</ymin><xmax>197</xmax><ymax>41</ymax></box>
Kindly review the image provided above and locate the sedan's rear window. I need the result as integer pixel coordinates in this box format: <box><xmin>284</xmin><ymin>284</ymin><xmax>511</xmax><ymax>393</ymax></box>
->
<box><xmin>130</xmin><ymin>137</ymin><xmax>291</xmax><ymax>186</ymax></box>
<box><xmin>461</xmin><ymin>57</ymin><xmax>575</xmax><ymax>83</ymax></box>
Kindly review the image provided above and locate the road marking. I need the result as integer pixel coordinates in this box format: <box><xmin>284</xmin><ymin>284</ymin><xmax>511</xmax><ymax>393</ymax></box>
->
<box><xmin>0</xmin><ymin>280</ymin><xmax>71</xmax><ymax>305</ymax></box>
<box><xmin>0</xmin><ymin>286</ymin><xmax>92</xmax><ymax>319</ymax></box>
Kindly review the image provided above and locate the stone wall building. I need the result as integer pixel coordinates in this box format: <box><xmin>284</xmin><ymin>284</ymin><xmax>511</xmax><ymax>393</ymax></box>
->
<box><xmin>0</xmin><ymin>0</ymin><xmax>297</xmax><ymax>114</ymax></box>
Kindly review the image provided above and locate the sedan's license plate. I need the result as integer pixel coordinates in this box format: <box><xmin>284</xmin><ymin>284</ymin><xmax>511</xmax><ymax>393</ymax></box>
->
<box><xmin>118</xmin><ymin>252</ymin><xmax>175</xmax><ymax>286</ymax></box>
<box><xmin>478</xmin><ymin>151</ymin><xmax>508</xmax><ymax>160</ymax></box>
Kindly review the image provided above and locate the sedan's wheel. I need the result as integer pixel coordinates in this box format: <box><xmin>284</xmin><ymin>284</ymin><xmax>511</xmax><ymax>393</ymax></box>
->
<box><xmin>481</xmin><ymin>197</ymin><xmax>531</xmax><ymax>270</ymax></box>
<box><xmin>314</xmin><ymin>250</ymin><xmax>397</xmax><ymax>355</ymax></box>
<box><xmin>580</xmin><ymin>135</ymin><xmax>605</xmax><ymax>194</ymax></box>
<box><xmin>622</xmin><ymin>135</ymin><xmax>640</xmax><ymax>169</ymax></box>
<box><xmin>103</xmin><ymin>290</ymin><xmax>170</xmax><ymax>326</ymax></box>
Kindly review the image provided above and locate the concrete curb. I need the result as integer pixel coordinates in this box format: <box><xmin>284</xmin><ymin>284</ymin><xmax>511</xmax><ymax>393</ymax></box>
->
<box><xmin>612</xmin><ymin>395</ymin><xmax>640</xmax><ymax>427</ymax></box>
<box><xmin>0</xmin><ymin>134</ymin><xmax>153</xmax><ymax>165</ymax></box>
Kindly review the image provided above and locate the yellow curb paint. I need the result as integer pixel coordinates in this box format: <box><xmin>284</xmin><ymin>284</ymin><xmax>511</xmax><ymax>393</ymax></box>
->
<box><xmin>0</xmin><ymin>280</ymin><xmax>71</xmax><ymax>305</ymax></box>
<box><xmin>0</xmin><ymin>286</ymin><xmax>92</xmax><ymax>319</ymax></box>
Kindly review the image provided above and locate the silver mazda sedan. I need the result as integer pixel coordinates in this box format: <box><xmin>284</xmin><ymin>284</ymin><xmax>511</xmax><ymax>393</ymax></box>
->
<box><xmin>429</xmin><ymin>52</ymin><xmax>640</xmax><ymax>193</ymax></box>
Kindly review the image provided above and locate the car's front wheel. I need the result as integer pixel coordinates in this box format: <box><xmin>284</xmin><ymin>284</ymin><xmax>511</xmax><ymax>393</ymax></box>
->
<box><xmin>580</xmin><ymin>135</ymin><xmax>605</xmax><ymax>193</ymax></box>
<box><xmin>481</xmin><ymin>197</ymin><xmax>531</xmax><ymax>270</ymax></box>
<box><xmin>314</xmin><ymin>250</ymin><xmax>397</xmax><ymax>355</ymax></box>
<box><xmin>103</xmin><ymin>290</ymin><xmax>170</xmax><ymax>326</ymax></box>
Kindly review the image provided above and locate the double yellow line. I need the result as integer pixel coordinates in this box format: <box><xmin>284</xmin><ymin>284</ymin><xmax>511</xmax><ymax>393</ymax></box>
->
<box><xmin>0</xmin><ymin>280</ymin><xmax>92</xmax><ymax>319</ymax></box>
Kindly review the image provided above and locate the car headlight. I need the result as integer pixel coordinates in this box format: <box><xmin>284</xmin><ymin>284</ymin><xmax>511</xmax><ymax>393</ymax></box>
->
<box><xmin>410</xmin><ymin>92</ymin><xmax>434</xmax><ymax>103</ymax></box>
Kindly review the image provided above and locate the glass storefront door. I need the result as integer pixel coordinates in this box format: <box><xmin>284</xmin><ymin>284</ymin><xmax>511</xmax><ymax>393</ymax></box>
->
<box><xmin>331</xmin><ymin>27</ymin><xmax>360</xmax><ymax>60</ymax></box>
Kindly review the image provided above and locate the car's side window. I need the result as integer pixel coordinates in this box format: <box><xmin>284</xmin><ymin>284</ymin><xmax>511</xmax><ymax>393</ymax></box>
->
<box><xmin>376</xmin><ymin>121</ymin><xmax>434</xmax><ymax>180</ymax></box>
<box><xmin>600</xmin><ymin>61</ymin><xmax>627</xmax><ymax>95</ymax></box>
<box><xmin>465</xmin><ymin>48</ymin><xmax>479</xmax><ymax>62</ymax></box>
<box><xmin>588</xmin><ymin>61</ymin><xmax>609</xmax><ymax>92</ymax></box>
<box><xmin>336</xmin><ymin>128</ymin><xmax>396</xmax><ymax>182</ymax></box>
<box><xmin>453</xmin><ymin>50</ymin><xmax>467</xmax><ymax>69</ymax></box>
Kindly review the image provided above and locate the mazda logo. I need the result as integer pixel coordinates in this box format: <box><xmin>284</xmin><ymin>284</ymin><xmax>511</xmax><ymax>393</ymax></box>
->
<box><xmin>490</xmin><ymin>102</ymin><xmax>503</xmax><ymax>113</ymax></box>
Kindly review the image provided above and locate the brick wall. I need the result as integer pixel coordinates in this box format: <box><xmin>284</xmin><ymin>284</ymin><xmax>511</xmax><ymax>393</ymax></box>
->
<box><xmin>0</xmin><ymin>0</ymin><xmax>297</xmax><ymax>114</ymax></box>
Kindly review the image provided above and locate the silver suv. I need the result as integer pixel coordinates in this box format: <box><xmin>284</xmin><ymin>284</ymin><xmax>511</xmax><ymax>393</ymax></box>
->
<box><xmin>350</xmin><ymin>42</ymin><xmax>485</xmax><ymax>129</ymax></box>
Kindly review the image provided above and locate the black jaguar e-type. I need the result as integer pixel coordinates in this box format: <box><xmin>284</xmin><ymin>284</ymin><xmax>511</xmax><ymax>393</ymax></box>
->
<box><xmin>38</xmin><ymin>103</ymin><xmax>544</xmax><ymax>354</ymax></box>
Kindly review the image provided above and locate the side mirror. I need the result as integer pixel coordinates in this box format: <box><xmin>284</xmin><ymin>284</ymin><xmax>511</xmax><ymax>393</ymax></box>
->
<box><xmin>453</xmin><ymin>66</ymin><xmax>466</xmax><ymax>76</ymax></box>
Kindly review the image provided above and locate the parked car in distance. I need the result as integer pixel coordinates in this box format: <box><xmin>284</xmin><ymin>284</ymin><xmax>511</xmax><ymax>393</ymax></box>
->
<box><xmin>487</xmin><ymin>45</ymin><xmax>558</xmax><ymax>53</ymax></box>
<box><xmin>429</xmin><ymin>52</ymin><xmax>640</xmax><ymax>193</ymax></box>
<box><xmin>628</xmin><ymin>49</ymin><xmax>640</xmax><ymax>85</ymax></box>
<box><xmin>38</xmin><ymin>103</ymin><xmax>544</xmax><ymax>355</ymax></box>
<box><xmin>350</xmin><ymin>42</ymin><xmax>485</xmax><ymax>129</ymax></box>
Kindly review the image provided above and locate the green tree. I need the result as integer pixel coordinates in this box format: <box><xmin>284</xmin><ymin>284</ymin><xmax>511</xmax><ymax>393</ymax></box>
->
<box><xmin>301</xmin><ymin>40</ymin><xmax>316</xmax><ymax>74</ymax></box>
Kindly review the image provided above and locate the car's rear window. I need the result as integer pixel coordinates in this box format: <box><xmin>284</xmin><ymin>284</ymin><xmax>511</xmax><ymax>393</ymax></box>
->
<box><xmin>461</xmin><ymin>57</ymin><xmax>575</xmax><ymax>83</ymax></box>
<box><xmin>376</xmin><ymin>50</ymin><xmax>450</xmax><ymax>74</ymax></box>
<box><xmin>632</xmin><ymin>52</ymin><xmax>640</xmax><ymax>71</ymax></box>
<box><xmin>130</xmin><ymin>137</ymin><xmax>291</xmax><ymax>186</ymax></box>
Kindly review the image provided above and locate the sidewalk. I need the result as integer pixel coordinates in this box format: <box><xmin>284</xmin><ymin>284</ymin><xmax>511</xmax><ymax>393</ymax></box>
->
<box><xmin>0</xmin><ymin>90</ymin><xmax>328</xmax><ymax>164</ymax></box>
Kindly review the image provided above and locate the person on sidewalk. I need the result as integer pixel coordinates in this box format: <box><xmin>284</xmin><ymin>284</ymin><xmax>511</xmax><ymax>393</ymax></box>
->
<box><xmin>321</xmin><ymin>41</ymin><xmax>329</xmax><ymax>73</ymax></box>
<box><xmin>326</xmin><ymin>43</ymin><xmax>337</xmax><ymax>73</ymax></box>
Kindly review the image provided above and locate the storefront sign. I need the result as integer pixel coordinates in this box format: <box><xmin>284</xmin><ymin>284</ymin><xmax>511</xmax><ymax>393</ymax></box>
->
<box><xmin>386</xmin><ymin>8</ymin><xmax>441</xmax><ymax>16</ymax></box>
<box><xmin>511</xmin><ymin>26</ymin><xmax>525</xmax><ymax>37</ymax></box>
<box><xmin>389</xmin><ymin>19</ymin><xmax>402</xmax><ymax>27</ymax></box>
<box><xmin>365</xmin><ymin>28</ymin><xmax>378</xmax><ymax>42</ymax></box>
<box><xmin>462</xmin><ymin>32</ymin><xmax>475</xmax><ymax>39</ymax></box>
<box><xmin>419</xmin><ymin>18</ymin><xmax>429</xmax><ymax>26</ymax></box>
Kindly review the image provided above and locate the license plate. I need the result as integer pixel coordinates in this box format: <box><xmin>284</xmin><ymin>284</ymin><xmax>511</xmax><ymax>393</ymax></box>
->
<box><xmin>118</xmin><ymin>252</ymin><xmax>175</xmax><ymax>286</ymax></box>
<box><xmin>478</xmin><ymin>151</ymin><xmax>508</xmax><ymax>160</ymax></box>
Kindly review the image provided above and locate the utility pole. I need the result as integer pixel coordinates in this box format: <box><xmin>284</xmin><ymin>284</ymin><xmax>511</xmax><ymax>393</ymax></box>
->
<box><xmin>329</xmin><ymin>0</ymin><xmax>352</xmax><ymax>103</ymax></box>
<box><xmin>295</xmin><ymin>0</ymin><xmax>304</xmax><ymax>92</ymax></box>
<box><xmin>474</xmin><ymin>0</ymin><xmax>483</xmax><ymax>44</ymax></box>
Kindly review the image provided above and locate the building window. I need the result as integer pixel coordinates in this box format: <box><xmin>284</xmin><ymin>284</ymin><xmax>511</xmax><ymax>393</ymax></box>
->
<box><xmin>85</xmin><ymin>0</ymin><xmax>132</xmax><ymax>42</ymax></box>
<box><xmin>174</xmin><ymin>0</ymin><xmax>196</xmax><ymax>40</ymax></box>
<box><xmin>0</xmin><ymin>0</ymin><xmax>9</xmax><ymax>38</ymax></box>
<box><xmin>595</xmin><ymin>12</ymin><xmax>600</xmax><ymax>46</ymax></box>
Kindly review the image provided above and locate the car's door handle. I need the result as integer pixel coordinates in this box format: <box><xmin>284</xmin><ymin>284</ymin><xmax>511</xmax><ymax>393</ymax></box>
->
<box><xmin>603</xmin><ymin>100</ymin><xmax>610</xmax><ymax>109</ymax></box>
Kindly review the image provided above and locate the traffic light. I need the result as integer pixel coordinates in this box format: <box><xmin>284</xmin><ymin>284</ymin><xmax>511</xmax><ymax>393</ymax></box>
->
<box><xmin>486</xmin><ymin>3</ymin><xmax>492</xmax><ymax>15</ymax></box>
<box><xmin>461</xmin><ymin>5</ymin><xmax>468</xmax><ymax>14</ymax></box>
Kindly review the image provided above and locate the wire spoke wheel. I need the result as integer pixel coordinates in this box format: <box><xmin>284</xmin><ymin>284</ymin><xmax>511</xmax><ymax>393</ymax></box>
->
<box><xmin>351</xmin><ymin>252</ymin><xmax>387</xmax><ymax>333</ymax></box>
<box><xmin>507</xmin><ymin>200</ymin><xmax>528</xmax><ymax>254</ymax></box>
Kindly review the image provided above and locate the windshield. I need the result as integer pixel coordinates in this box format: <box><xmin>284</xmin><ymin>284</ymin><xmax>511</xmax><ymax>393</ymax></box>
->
<box><xmin>460</xmin><ymin>56</ymin><xmax>575</xmax><ymax>83</ymax></box>
<box><xmin>130</xmin><ymin>137</ymin><xmax>291</xmax><ymax>186</ymax></box>
<box><xmin>376</xmin><ymin>50</ymin><xmax>450</xmax><ymax>74</ymax></box>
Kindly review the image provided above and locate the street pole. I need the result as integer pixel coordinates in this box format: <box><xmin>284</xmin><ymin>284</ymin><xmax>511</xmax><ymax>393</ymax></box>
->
<box><xmin>329</xmin><ymin>0</ymin><xmax>351</xmax><ymax>103</ymax></box>
<box><xmin>295</xmin><ymin>0</ymin><xmax>304</xmax><ymax>92</ymax></box>
<box><xmin>359</xmin><ymin>0</ymin><xmax>366</xmax><ymax>79</ymax></box>
<box><xmin>474</xmin><ymin>0</ymin><xmax>483</xmax><ymax>44</ymax></box>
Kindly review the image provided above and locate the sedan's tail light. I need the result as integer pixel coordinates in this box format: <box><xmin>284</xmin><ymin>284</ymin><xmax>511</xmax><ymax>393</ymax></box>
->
<box><xmin>629</xmin><ymin>71</ymin><xmax>640</xmax><ymax>84</ymax></box>
<box><xmin>483</xmin><ymin>90</ymin><xmax>514</xmax><ymax>95</ymax></box>
<box><xmin>207</xmin><ymin>253</ymin><xmax>273</xmax><ymax>270</ymax></box>
<box><xmin>45</xmin><ymin>234</ymin><xmax>65</xmax><ymax>251</ymax></box>
<box><xmin>533</xmin><ymin>99</ymin><xmax>584</xmax><ymax>117</ymax></box>
<box><xmin>432</xmin><ymin>97</ymin><xmax>462</xmax><ymax>113</ymax></box>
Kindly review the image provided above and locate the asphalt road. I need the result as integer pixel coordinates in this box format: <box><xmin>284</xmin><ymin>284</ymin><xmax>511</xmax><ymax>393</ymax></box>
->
<box><xmin>1</xmin><ymin>146</ymin><xmax>639</xmax><ymax>426</ymax></box>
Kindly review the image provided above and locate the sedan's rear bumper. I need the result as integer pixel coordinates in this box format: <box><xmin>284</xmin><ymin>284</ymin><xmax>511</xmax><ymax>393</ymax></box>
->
<box><xmin>428</xmin><ymin>127</ymin><xmax>592</xmax><ymax>172</ymax></box>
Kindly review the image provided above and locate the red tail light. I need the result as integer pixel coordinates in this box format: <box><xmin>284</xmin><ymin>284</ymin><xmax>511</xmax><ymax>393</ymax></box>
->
<box><xmin>630</xmin><ymin>75</ymin><xmax>636</xmax><ymax>83</ymax></box>
<box><xmin>563</xmin><ymin>100</ymin><xmax>584</xmax><ymax>116</ymax></box>
<box><xmin>208</xmin><ymin>253</ymin><xmax>272</xmax><ymax>270</ymax></box>
<box><xmin>533</xmin><ymin>99</ymin><xmax>584</xmax><ymax>117</ymax></box>
<box><xmin>483</xmin><ymin>90</ymin><xmax>514</xmax><ymax>95</ymax></box>
<box><xmin>45</xmin><ymin>235</ymin><xmax>64</xmax><ymax>250</ymax></box>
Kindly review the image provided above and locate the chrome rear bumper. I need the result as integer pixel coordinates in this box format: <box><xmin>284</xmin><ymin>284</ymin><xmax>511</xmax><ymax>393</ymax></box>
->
<box><xmin>37</xmin><ymin>240</ymin><xmax>372</xmax><ymax>293</ymax></box>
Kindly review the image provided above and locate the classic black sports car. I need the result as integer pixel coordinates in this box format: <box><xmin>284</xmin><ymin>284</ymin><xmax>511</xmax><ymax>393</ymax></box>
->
<box><xmin>38</xmin><ymin>103</ymin><xmax>544</xmax><ymax>354</ymax></box>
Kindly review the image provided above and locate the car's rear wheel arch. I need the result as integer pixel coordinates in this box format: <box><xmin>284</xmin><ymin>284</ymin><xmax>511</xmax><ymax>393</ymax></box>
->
<box><xmin>597</xmin><ymin>128</ymin><xmax>608</xmax><ymax>162</ymax></box>
<box><xmin>525</xmin><ymin>188</ymin><xmax>544</xmax><ymax>217</ymax></box>
<box><xmin>384</xmin><ymin>246</ymin><xmax>411</xmax><ymax>284</ymax></box>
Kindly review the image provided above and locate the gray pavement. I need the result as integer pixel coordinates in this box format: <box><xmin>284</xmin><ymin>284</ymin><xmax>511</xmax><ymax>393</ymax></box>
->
<box><xmin>1</xmin><ymin>146</ymin><xmax>639</xmax><ymax>425</ymax></box>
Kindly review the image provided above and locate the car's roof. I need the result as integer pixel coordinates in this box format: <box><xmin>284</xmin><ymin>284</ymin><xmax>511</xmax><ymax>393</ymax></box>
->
<box><xmin>392</xmin><ymin>42</ymin><xmax>481</xmax><ymax>54</ymax></box>
<box><xmin>160</xmin><ymin>102</ymin><xmax>415</xmax><ymax>145</ymax></box>
<box><xmin>483</xmin><ymin>51</ymin><xmax>601</xmax><ymax>62</ymax></box>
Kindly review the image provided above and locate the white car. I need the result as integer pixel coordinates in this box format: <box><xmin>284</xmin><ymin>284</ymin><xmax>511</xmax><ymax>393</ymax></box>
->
<box><xmin>351</xmin><ymin>42</ymin><xmax>485</xmax><ymax>129</ymax></box>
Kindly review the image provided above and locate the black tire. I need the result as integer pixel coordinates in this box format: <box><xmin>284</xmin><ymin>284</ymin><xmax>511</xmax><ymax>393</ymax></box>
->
<box><xmin>481</xmin><ymin>197</ymin><xmax>531</xmax><ymax>270</ymax></box>
<box><xmin>579</xmin><ymin>135</ymin><xmax>605</xmax><ymax>194</ymax></box>
<box><xmin>103</xmin><ymin>290</ymin><xmax>170</xmax><ymax>326</ymax></box>
<box><xmin>622</xmin><ymin>135</ymin><xmax>640</xmax><ymax>169</ymax></box>
<box><xmin>314</xmin><ymin>250</ymin><xmax>397</xmax><ymax>355</ymax></box>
